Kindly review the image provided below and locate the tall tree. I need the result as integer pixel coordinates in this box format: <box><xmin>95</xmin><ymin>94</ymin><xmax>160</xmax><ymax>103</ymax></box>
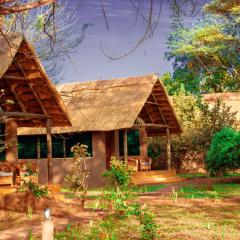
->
<box><xmin>166</xmin><ymin>0</ymin><xmax>240</xmax><ymax>94</ymax></box>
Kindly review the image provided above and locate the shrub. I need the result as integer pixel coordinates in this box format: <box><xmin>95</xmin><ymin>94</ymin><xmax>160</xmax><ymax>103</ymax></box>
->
<box><xmin>102</xmin><ymin>157</ymin><xmax>132</xmax><ymax>187</ymax></box>
<box><xmin>25</xmin><ymin>180</ymin><xmax>48</xmax><ymax>198</ymax></box>
<box><xmin>64</xmin><ymin>143</ymin><xmax>90</xmax><ymax>207</ymax></box>
<box><xmin>206</xmin><ymin>127</ymin><xmax>240</xmax><ymax>176</ymax></box>
<box><xmin>21</xmin><ymin>163</ymin><xmax>48</xmax><ymax>198</ymax></box>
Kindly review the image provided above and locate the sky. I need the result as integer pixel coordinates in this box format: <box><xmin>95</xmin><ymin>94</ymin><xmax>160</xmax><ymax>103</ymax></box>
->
<box><xmin>61</xmin><ymin>0</ymin><xmax>205</xmax><ymax>83</ymax></box>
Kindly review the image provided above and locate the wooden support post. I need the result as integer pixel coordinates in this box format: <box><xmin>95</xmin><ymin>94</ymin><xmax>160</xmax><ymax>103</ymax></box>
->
<box><xmin>5</xmin><ymin>120</ymin><xmax>18</xmax><ymax>163</ymax></box>
<box><xmin>63</xmin><ymin>138</ymin><xmax>66</xmax><ymax>159</ymax></box>
<box><xmin>46</xmin><ymin>119</ymin><xmax>53</xmax><ymax>183</ymax></box>
<box><xmin>123</xmin><ymin>129</ymin><xmax>128</xmax><ymax>165</ymax></box>
<box><xmin>166</xmin><ymin>128</ymin><xmax>171</xmax><ymax>170</ymax></box>
<box><xmin>114</xmin><ymin>130</ymin><xmax>119</xmax><ymax>159</ymax></box>
<box><xmin>140</xmin><ymin>127</ymin><xmax>148</xmax><ymax>158</ymax></box>
<box><xmin>37</xmin><ymin>136</ymin><xmax>41</xmax><ymax>159</ymax></box>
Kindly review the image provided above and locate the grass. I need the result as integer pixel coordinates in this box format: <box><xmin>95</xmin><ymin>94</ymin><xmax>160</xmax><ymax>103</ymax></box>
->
<box><xmin>61</xmin><ymin>184</ymin><xmax>166</xmax><ymax>199</ymax></box>
<box><xmin>178</xmin><ymin>173</ymin><xmax>207</xmax><ymax>179</ymax></box>
<box><xmin>178</xmin><ymin>183</ymin><xmax>240</xmax><ymax>199</ymax></box>
<box><xmin>178</xmin><ymin>172</ymin><xmax>240</xmax><ymax>179</ymax></box>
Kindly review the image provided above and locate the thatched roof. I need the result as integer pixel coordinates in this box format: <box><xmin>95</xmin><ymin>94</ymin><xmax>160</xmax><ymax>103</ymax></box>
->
<box><xmin>203</xmin><ymin>92</ymin><xmax>240</xmax><ymax>126</ymax></box>
<box><xmin>0</xmin><ymin>33</ymin><xmax>71</xmax><ymax>127</ymax></box>
<box><xmin>18</xmin><ymin>74</ymin><xmax>182</xmax><ymax>136</ymax></box>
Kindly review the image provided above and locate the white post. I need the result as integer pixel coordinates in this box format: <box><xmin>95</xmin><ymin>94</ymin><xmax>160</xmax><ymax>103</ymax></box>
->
<box><xmin>42</xmin><ymin>209</ymin><xmax>54</xmax><ymax>240</ymax></box>
<box><xmin>42</xmin><ymin>221</ymin><xmax>54</xmax><ymax>240</ymax></box>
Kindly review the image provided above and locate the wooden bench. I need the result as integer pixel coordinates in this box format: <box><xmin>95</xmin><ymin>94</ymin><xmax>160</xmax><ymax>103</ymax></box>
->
<box><xmin>0</xmin><ymin>162</ymin><xmax>39</xmax><ymax>185</ymax></box>
<box><xmin>128</xmin><ymin>156</ymin><xmax>152</xmax><ymax>171</ymax></box>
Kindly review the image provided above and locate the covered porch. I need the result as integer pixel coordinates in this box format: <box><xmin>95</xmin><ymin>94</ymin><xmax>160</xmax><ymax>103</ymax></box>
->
<box><xmin>0</xmin><ymin>33</ymin><xmax>71</xmax><ymax>186</ymax></box>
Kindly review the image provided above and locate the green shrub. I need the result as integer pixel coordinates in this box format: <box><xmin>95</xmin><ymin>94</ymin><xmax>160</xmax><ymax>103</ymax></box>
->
<box><xmin>102</xmin><ymin>157</ymin><xmax>132</xmax><ymax>187</ymax></box>
<box><xmin>64</xmin><ymin>143</ymin><xmax>90</xmax><ymax>207</ymax></box>
<box><xmin>206</xmin><ymin>127</ymin><xmax>240</xmax><ymax>176</ymax></box>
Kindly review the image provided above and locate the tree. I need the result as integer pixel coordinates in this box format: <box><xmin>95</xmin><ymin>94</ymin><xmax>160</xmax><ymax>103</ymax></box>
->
<box><xmin>206</xmin><ymin>127</ymin><xmax>240</xmax><ymax>176</ymax></box>
<box><xmin>166</xmin><ymin>0</ymin><xmax>240</xmax><ymax>94</ymax></box>
<box><xmin>1</xmin><ymin>0</ymin><xmax>91</xmax><ymax>82</ymax></box>
<box><xmin>0</xmin><ymin>0</ymin><xmax>54</xmax><ymax>15</ymax></box>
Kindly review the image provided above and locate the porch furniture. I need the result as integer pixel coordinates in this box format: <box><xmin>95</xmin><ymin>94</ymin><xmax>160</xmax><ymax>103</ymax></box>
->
<box><xmin>0</xmin><ymin>172</ymin><xmax>13</xmax><ymax>186</ymax></box>
<box><xmin>138</xmin><ymin>157</ymin><xmax>152</xmax><ymax>171</ymax></box>
<box><xmin>128</xmin><ymin>157</ymin><xmax>139</xmax><ymax>171</ymax></box>
<box><xmin>0</xmin><ymin>163</ymin><xmax>16</xmax><ymax>185</ymax></box>
<box><xmin>0</xmin><ymin>162</ymin><xmax>39</xmax><ymax>185</ymax></box>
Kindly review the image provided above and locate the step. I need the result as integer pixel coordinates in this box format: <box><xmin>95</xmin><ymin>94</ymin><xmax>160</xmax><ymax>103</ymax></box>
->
<box><xmin>132</xmin><ymin>176</ymin><xmax>185</xmax><ymax>185</ymax></box>
<box><xmin>133</xmin><ymin>170</ymin><xmax>176</xmax><ymax>177</ymax></box>
<box><xmin>0</xmin><ymin>186</ymin><xmax>17</xmax><ymax>195</ymax></box>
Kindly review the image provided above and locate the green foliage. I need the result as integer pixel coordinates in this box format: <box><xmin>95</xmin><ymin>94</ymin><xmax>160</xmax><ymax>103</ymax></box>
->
<box><xmin>21</xmin><ymin>163</ymin><xmax>48</xmax><ymax>199</ymax></box>
<box><xmin>25</xmin><ymin>180</ymin><xmax>48</xmax><ymax>198</ymax></box>
<box><xmin>166</xmin><ymin>0</ymin><xmax>240</xmax><ymax>93</ymax></box>
<box><xmin>35</xmin><ymin>14</ymin><xmax>45</xmax><ymax>31</ymax></box>
<box><xmin>171</xmin><ymin>88</ymin><xmax>237</xmax><ymax>153</ymax></box>
<box><xmin>102</xmin><ymin>158</ymin><xmax>158</xmax><ymax>239</ymax></box>
<box><xmin>139</xmin><ymin>211</ymin><xmax>158</xmax><ymax>240</ymax></box>
<box><xmin>103</xmin><ymin>157</ymin><xmax>132</xmax><ymax>187</ymax></box>
<box><xmin>64</xmin><ymin>143</ymin><xmax>90</xmax><ymax>206</ymax></box>
<box><xmin>206</xmin><ymin>127</ymin><xmax>240</xmax><ymax>176</ymax></box>
<box><xmin>149</xmin><ymin>88</ymin><xmax>237</xmax><ymax>171</ymax></box>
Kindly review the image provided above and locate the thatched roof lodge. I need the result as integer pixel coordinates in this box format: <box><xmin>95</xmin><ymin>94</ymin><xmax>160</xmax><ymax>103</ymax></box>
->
<box><xmin>0</xmin><ymin>33</ymin><xmax>71</xmax><ymax>182</ymax></box>
<box><xmin>18</xmin><ymin>74</ymin><xmax>182</xmax><ymax>186</ymax></box>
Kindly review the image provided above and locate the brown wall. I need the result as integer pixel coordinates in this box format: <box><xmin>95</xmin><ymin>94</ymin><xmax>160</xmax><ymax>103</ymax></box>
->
<box><xmin>19</xmin><ymin>132</ymin><xmax>108</xmax><ymax>187</ymax></box>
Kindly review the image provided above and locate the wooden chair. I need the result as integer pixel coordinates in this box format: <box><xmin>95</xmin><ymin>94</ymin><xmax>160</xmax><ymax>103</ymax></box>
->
<box><xmin>128</xmin><ymin>157</ymin><xmax>139</xmax><ymax>171</ymax></box>
<box><xmin>139</xmin><ymin>157</ymin><xmax>152</xmax><ymax>171</ymax></box>
<box><xmin>0</xmin><ymin>163</ymin><xmax>15</xmax><ymax>186</ymax></box>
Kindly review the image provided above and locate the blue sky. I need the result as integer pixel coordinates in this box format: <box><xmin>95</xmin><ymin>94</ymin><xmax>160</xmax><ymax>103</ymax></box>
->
<box><xmin>62</xmin><ymin>0</ymin><xmax>205</xmax><ymax>83</ymax></box>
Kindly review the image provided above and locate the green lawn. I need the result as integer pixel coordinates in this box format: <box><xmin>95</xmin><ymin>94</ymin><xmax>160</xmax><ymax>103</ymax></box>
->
<box><xmin>61</xmin><ymin>184</ymin><xmax>166</xmax><ymax>199</ymax></box>
<box><xmin>178</xmin><ymin>183</ymin><xmax>240</xmax><ymax>199</ymax></box>
<box><xmin>178</xmin><ymin>172</ymin><xmax>240</xmax><ymax>179</ymax></box>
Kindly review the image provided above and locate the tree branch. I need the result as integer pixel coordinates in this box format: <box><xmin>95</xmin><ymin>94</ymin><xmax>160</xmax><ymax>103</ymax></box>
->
<box><xmin>0</xmin><ymin>0</ymin><xmax>55</xmax><ymax>15</ymax></box>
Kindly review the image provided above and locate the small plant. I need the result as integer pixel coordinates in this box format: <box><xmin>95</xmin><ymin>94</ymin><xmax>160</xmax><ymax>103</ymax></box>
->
<box><xmin>102</xmin><ymin>158</ymin><xmax>158</xmax><ymax>239</ymax></box>
<box><xmin>25</xmin><ymin>180</ymin><xmax>48</xmax><ymax>198</ymax></box>
<box><xmin>64</xmin><ymin>143</ymin><xmax>90</xmax><ymax>207</ymax></box>
<box><xmin>21</xmin><ymin>163</ymin><xmax>48</xmax><ymax>199</ymax></box>
<box><xmin>139</xmin><ymin>210</ymin><xmax>158</xmax><ymax>240</ymax></box>
<box><xmin>171</xmin><ymin>187</ymin><xmax>178</xmax><ymax>203</ymax></box>
<box><xmin>26</xmin><ymin>206</ymin><xmax>33</xmax><ymax>220</ymax></box>
<box><xmin>103</xmin><ymin>157</ymin><xmax>132</xmax><ymax>187</ymax></box>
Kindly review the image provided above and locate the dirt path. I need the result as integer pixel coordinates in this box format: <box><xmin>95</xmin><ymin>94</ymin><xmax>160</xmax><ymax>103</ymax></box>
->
<box><xmin>0</xmin><ymin>207</ymin><xmax>105</xmax><ymax>240</ymax></box>
<box><xmin>1</xmin><ymin>177</ymin><xmax>239</xmax><ymax>239</ymax></box>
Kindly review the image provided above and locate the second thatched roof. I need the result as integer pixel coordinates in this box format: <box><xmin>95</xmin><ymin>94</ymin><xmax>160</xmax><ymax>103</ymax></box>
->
<box><xmin>18</xmin><ymin>74</ymin><xmax>182</xmax><ymax>136</ymax></box>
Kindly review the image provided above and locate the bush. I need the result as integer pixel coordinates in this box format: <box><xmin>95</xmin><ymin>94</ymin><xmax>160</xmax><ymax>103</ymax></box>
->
<box><xmin>206</xmin><ymin>127</ymin><xmax>240</xmax><ymax>176</ymax></box>
<box><xmin>102</xmin><ymin>157</ymin><xmax>132</xmax><ymax>187</ymax></box>
<box><xmin>64</xmin><ymin>143</ymin><xmax>90</xmax><ymax>207</ymax></box>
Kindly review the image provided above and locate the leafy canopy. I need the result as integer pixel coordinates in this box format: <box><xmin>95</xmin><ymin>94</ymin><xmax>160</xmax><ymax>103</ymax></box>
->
<box><xmin>166</xmin><ymin>0</ymin><xmax>240</xmax><ymax>93</ymax></box>
<box><xmin>206</xmin><ymin>127</ymin><xmax>240</xmax><ymax>176</ymax></box>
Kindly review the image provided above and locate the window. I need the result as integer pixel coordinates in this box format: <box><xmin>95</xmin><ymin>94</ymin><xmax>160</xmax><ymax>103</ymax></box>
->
<box><xmin>40</xmin><ymin>135</ymin><xmax>65</xmax><ymax>158</ymax></box>
<box><xmin>119</xmin><ymin>129</ymin><xmax>140</xmax><ymax>156</ymax></box>
<box><xmin>65</xmin><ymin>132</ymin><xmax>92</xmax><ymax>157</ymax></box>
<box><xmin>18</xmin><ymin>135</ymin><xmax>38</xmax><ymax>159</ymax></box>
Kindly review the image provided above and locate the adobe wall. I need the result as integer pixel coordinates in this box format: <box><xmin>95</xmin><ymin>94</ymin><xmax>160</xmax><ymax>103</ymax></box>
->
<box><xmin>19</xmin><ymin>132</ymin><xmax>108</xmax><ymax>187</ymax></box>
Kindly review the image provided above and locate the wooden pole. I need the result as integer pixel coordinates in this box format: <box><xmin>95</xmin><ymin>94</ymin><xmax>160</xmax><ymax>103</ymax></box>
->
<box><xmin>5</xmin><ymin>120</ymin><xmax>18</xmax><ymax>163</ymax></box>
<box><xmin>46</xmin><ymin>119</ymin><xmax>53</xmax><ymax>183</ymax></box>
<box><xmin>37</xmin><ymin>136</ymin><xmax>41</xmax><ymax>159</ymax></box>
<box><xmin>123</xmin><ymin>129</ymin><xmax>128</xmax><ymax>165</ymax></box>
<box><xmin>114</xmin><ymin>130</ymin><xmax>119</xmax><ymax>159</ymax></box>
<box><xmin>139</xmin><ymin>127</ymin><xmax>148</xmax><ymax>158</ymax></box>
<box><xmin>166</xmin><ymin>128</ymin><xmax>171</xmax><ymax>170</ymax></box>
